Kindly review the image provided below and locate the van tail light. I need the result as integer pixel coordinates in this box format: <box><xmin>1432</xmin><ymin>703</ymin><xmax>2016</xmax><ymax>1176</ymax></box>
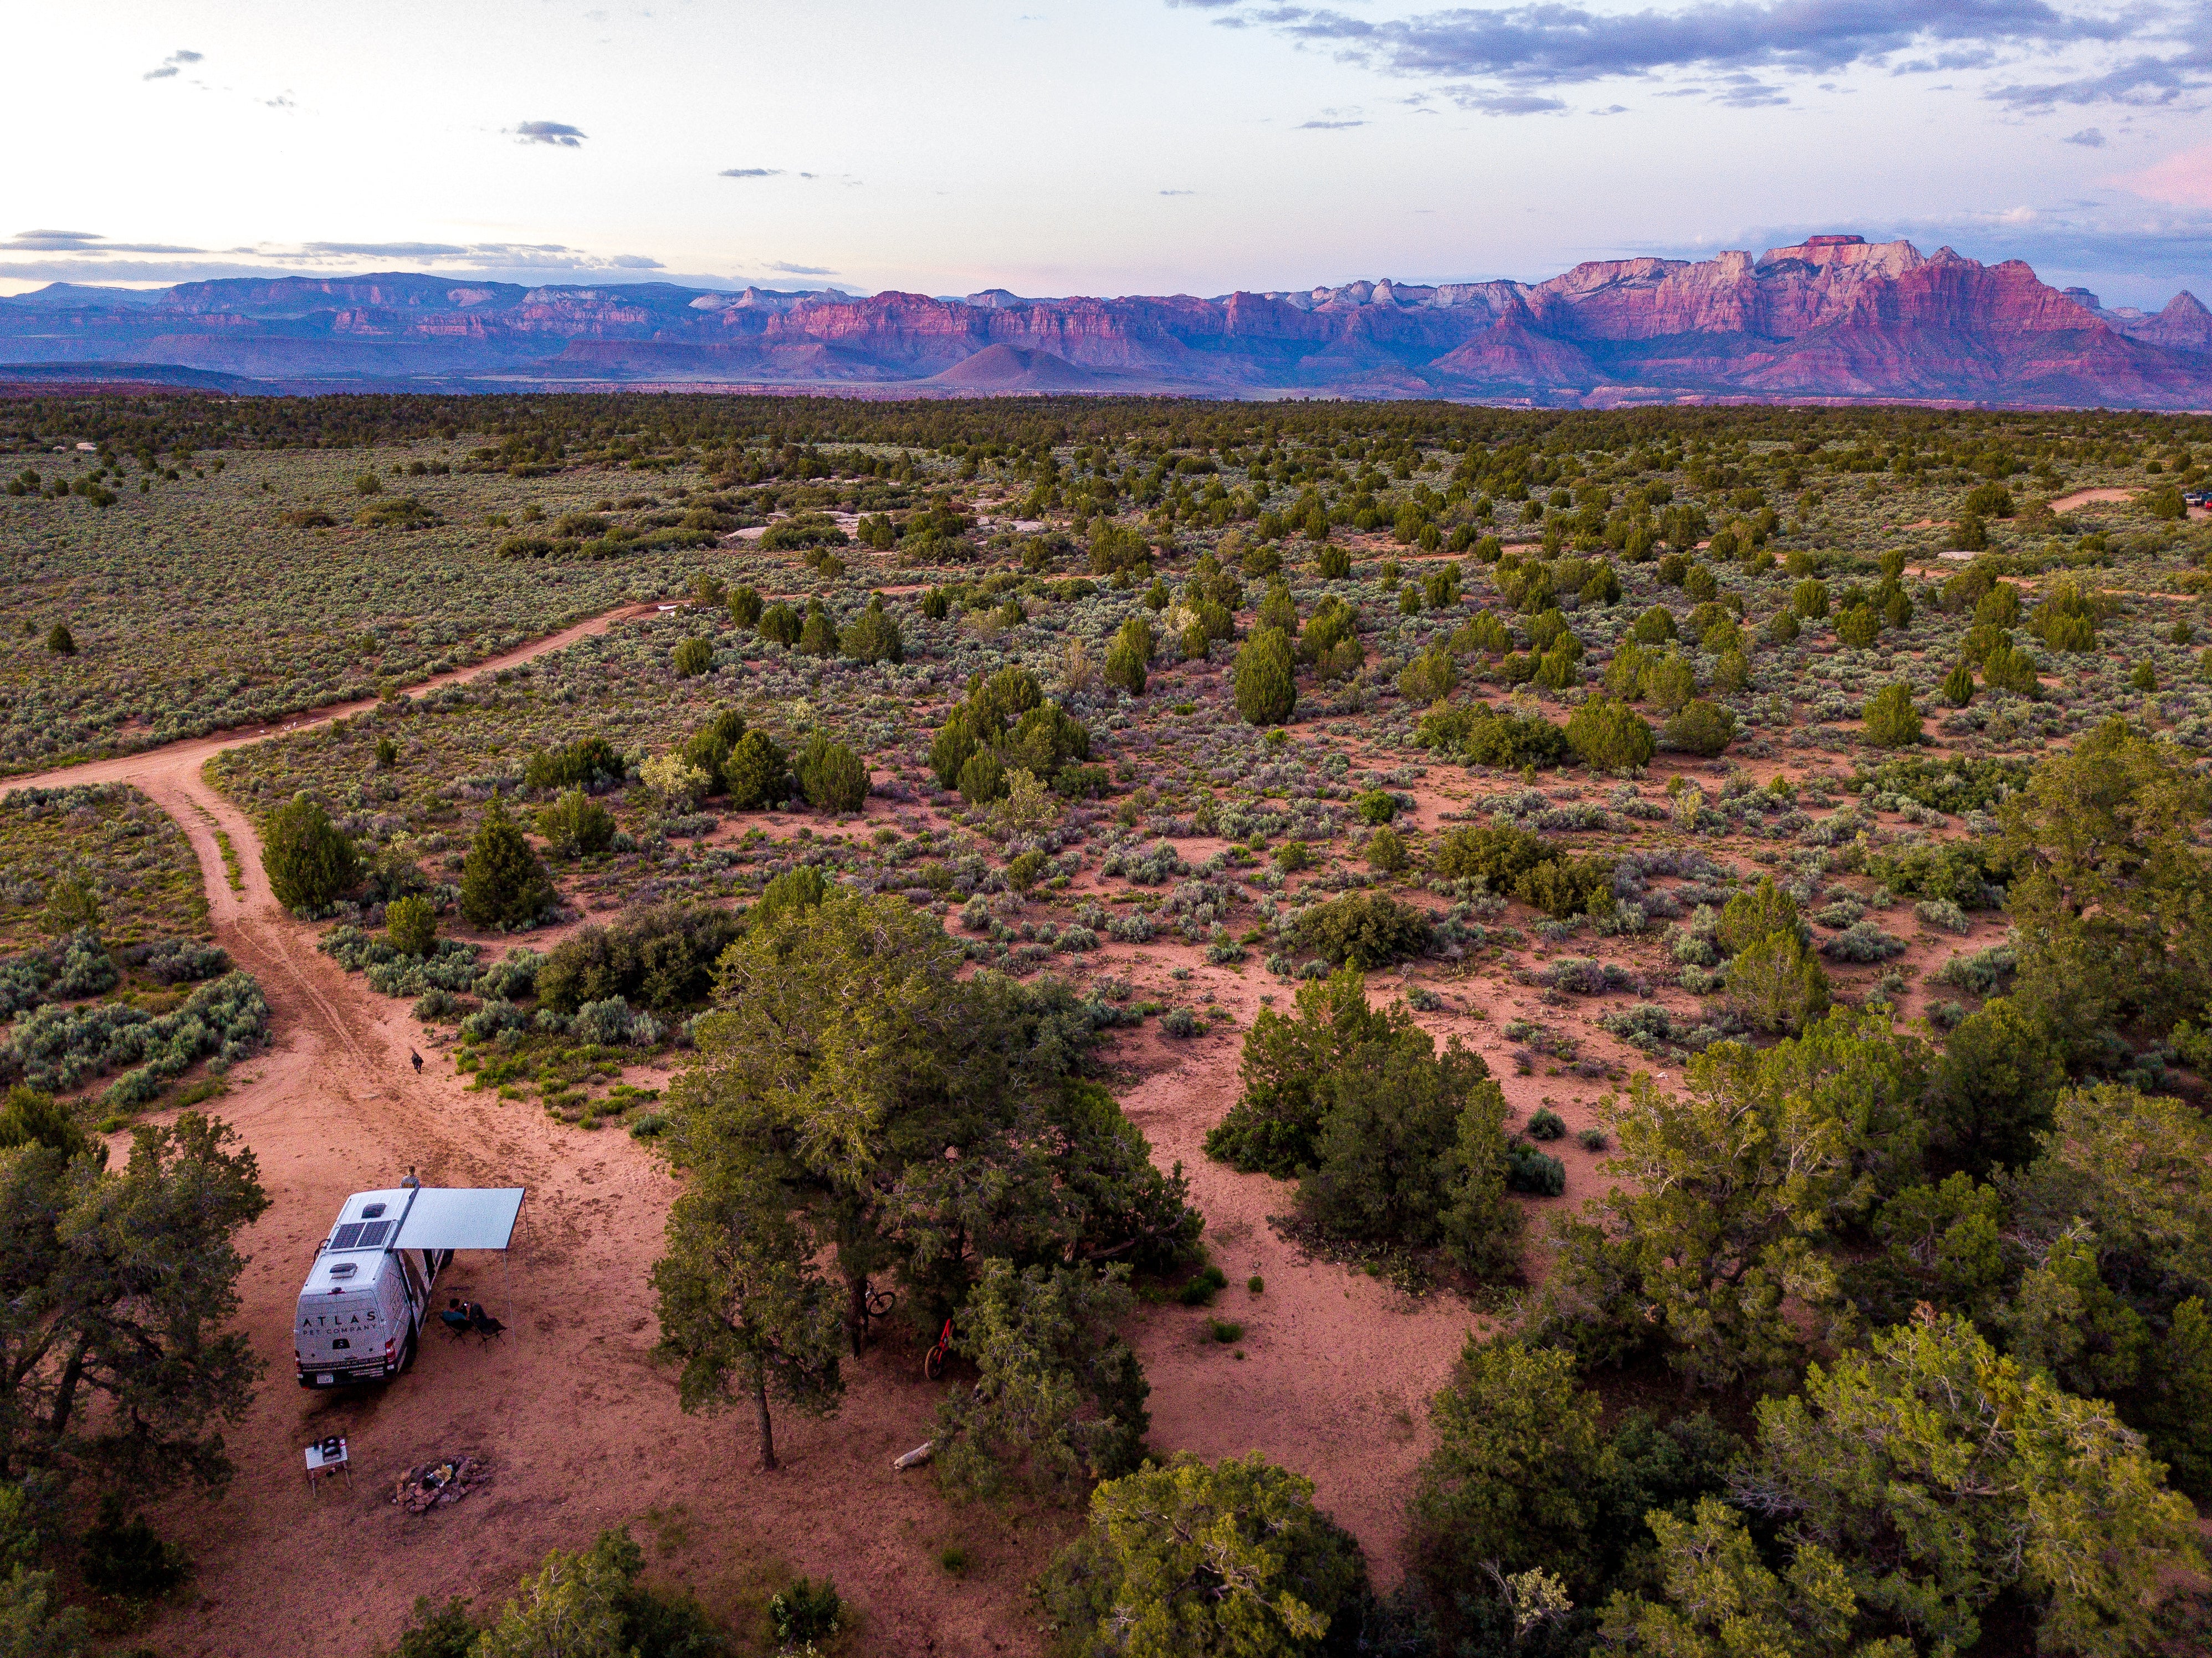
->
<box><xmin>384</xmin><ymin>1337</ymin><xmax>396</xmax><ymax>1355</ymax></box>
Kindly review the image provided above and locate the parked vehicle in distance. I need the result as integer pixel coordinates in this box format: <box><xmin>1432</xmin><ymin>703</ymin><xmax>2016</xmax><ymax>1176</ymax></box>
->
<box><xmin>295</xmin><ymin>1187</ymin><xmax>453</xmax><ymax>1387</ymax></box>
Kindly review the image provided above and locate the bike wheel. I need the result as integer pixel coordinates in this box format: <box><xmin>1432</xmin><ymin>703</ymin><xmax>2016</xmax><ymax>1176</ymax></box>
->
<box><xmin>866</xmin><ymin>1289</ymin><xmax>895</xmax><ymax>1319</ymax></box>
<box><xmin>924</xmin><ymin>1344</ymin><xmax>946</xmax><ymax>1382</ymax></box>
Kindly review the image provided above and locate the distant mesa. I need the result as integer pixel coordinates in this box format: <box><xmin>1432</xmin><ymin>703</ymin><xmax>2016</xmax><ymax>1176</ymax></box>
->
<box><xmin>926</xmin><ymin>344</ymin><xmax>1095</xmax><ymax>390</ymax></box>
<box><xmin>0</xmin><ymin>240</ymin><xmax>2205</xmax><ymax>407</ymax></box>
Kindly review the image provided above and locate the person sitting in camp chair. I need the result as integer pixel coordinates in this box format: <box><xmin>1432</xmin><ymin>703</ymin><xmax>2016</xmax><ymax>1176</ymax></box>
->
<box><xmin>467</xmin><ymin>1303</ymin><xmax>505</xmax><ymax>1344</ymax></box>
<box><xmin>439</xmin><ymin>1299</ymin><xmax>472</xmax><ymax>1340</ymax></box>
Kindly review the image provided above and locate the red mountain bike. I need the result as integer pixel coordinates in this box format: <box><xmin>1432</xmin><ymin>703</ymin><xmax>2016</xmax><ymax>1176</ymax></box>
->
<box><xmin>924</xmin><ymin>1316</ymin><xmax>954</xmax><ymax>1381</ymax></box>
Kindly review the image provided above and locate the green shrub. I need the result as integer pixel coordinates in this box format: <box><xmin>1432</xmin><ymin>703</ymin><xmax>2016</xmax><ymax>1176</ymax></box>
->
<box><xmin>1365</xmin><ymin>827</ymin><xmax>1409</xmax><ymax>874</ymax></box>
<box><xmin>1525</xmin><ymin>1107</ymin><xmax>1566</xmax><ymax>1141</ymax></box>
<box><xmin>757</xmin><ymin>602</ymin><xmax>800</xmax><ymax>645</ymax></box>
<box><xmin>1861</xmin><ymin>683</ymin><xmax>1923</xmax><ymax>748</ymax></box>
<box><xmin>1982</xmin><ymin>643</ymin><xmax>2042</xmax><ymax>697</ymax></box>
<box><xmin>797</xmin><ymin>604</ymin><xmax>839</xmax><ymax>657</ymax></box>
<box><xmin>1104</xmin><ymin>637</ymin><xmax>1146</xmax><ymax>696</ymax></box>
<box><xmin>44</xmin><ymin>625</ymin><xmax>75</xmax><ymax>657</ymax></box>
<box><xmin>521</xmin><ymin>734</ymin><xmax>623</xmax><ymax>794</ymax></box>
<box><xmin>539</xmin><ymin>902</ymin><xmax>744</xmax><ymax>1015</ymax></box>
<box><xmin>1793</xmin><ymin>578</ymin><xmax>1829</xmax><ymax>619</ymax></box>
<box><xmin>1040</xmin><ymin>1454</ymin><xmax>1369</xmax><ymax>1657</ymax></box>
<box><xmin>727</xmin><ymin>585</ymin><xmax>763</xmax><ymax>626</ymax></box>
<box><xmin>928</xmin><ymin>713</ymin><xmax>979</xmax><ymax>790</ymax></box>
<box><xmin>934</xmin><ymin>1260</ymin><xmax>1148</xmax><ymax>1503</ymax></box>
<box><xmin>795</xmin><ymin>735</ymin><xmax>868</xmax><ymax>813</ymax></box>
<box><xmin>1292</xmin><ymin>892</ymin><xmax>1432</xmax><ymax>969</ymax></box>
<box><xmin>1505</xmin><ymin>1140</ymin><xmax>1566</xmax><ymax>1195</ymax></box>
<box><xmin>957</xmin><ymin>750</ymin><xmax>1006</xmax><ymax>806</ymax></box>
<box><xmin>1432</xmin><ymin>823</ymin><xmax>1552</xmax><ymax>887</ymax></box>
<box><xmin>1565</xmin><ymin>696</ymin><xmax>1655</xmax><ymax>771</ymax></box>
<box><xmin>535</xmin><ymin>789</ymin><xmax>616</xmax><ymax>858</ymax></box>
<box><xmin>1514</xmin><ymin>855</ymin><xmax>1616</xmax><ymax>919</ymax></box>
<box><xmin>9</xmin><ymin>971</ymin><xmax>269</xmax><ymax>1099</ymax></box>
<box><xmin>1462</xmin><ymin>712</ymin><xmax>1570</xmax><ymax>769</ymax></box>
<box><xmin>1641</xmin><ymin>652</ymin><xmax>1696</xmax><ymax>713</ymax></box>
<box><xmin>1941</xmin><ymin>661</ymin><xmax>1976</xmax><ymax>706</ymax></box>
<box><xmin>263</xmin><ymin>797</ymin><xmax>358</xmax><ymax>913</ymax></box>
<box><xmin>81</xmin><ymin>1496</ymin><xmax>190</xmax><ymax>1599</ymax></box>
<box><xmin>769</xmin><ymin>1577</ymin><xmax>841</xmax><ymax>1645</ymax></box>
<box><xmin>385</xmin><ymin>894</ymin><xmax>437</xmax><ymax>958</ymax></box>
<box><xmin>1662</xmin><ymin>698</ymin><xmax>1736</xmax><ymax>756</ymax></box>
<box><xmin>1232</xmin><ymin>627</ymin><xmax>1297</xmax><ymax>726</ymax></box>
<box><xmin>1717</xmin><ymin>878</ymin><xmax>1803</xmax><ymax>956</ymax></box>
<box><xmin>1724</xmin><ymin>932</ymin><xmax>1831</xmax><ymax>1033</ymax></box>
<box><xmin>669</xmin><ymin>637</ymin><xmax>713</xmax><ymax>678</ymax></box>
<box><xmin>723</xmin><ymin>731</ymin><xmax>790</xmax><ymax>809</ymax></box>
<box><xmin>1353</xmin><ymin>789</ymin><xmax>1397</xmax><ymax>826</ymax></box>
<box><xmin>459</xmin><ymin>796</ymin><xmax>554</xmax><ymax>930</ymax></box>
<box><xmin>1835</xmin><ymin>605</ymin><xmax>1880</xmax><ymax>648</ymax></box>
<box><xmin>842</xmin><ymin>602</ymin><xmax>904</xmax><ymax>664</ymax></box>
<box><xmin>1929</xmin><ymin>996</ymin><xmax>2064</xmax><ymax>1176</ymax></box>
<box><xmin>1397</xmin><ymin>645</ymin><xmax>1458</xmax><ymax>704</ymax></box>
<box><xmin>1053</xmin><ymin>763</ymin><xmax>1111</xmax><ymax>800</ymax></box>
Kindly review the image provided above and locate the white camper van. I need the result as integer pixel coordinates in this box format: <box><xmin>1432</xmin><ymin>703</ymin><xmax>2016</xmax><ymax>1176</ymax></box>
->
<box><xmin>295</xmin><ymin>1188</ymin><xmax>453</xmax><ymax>1388</ymax></box>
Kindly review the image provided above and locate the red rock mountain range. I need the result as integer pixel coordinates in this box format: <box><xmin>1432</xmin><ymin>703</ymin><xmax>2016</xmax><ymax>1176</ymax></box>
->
<box><xmin>3</xmin><ymin>236</ymin><xmax>2206</xmax><ymax>407</ymax></box>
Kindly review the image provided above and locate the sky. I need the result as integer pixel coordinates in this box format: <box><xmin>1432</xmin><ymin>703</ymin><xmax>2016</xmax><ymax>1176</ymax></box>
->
<box><xmin>3</xmin><ymin>0</ymin><xmax>2210</xmax><ymax>309</ymax></box>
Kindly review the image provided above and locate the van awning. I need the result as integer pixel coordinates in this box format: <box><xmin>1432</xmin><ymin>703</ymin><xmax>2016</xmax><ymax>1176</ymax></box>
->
<box><xmin>393</xmin><ymin>1188</ymin><xmax>526</xmax><ymax>1252</ymax></box>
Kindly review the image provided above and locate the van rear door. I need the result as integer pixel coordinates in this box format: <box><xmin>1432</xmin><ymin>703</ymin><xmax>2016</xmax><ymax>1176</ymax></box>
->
<box><xmin>296</xmin><ymin>1291</ymin><xmax>387</xmax><ymax>1383</ymax></box>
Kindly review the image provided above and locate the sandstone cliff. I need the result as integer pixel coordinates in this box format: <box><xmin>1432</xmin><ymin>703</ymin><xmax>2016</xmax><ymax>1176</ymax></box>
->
<box><xmin>3</xmin><ymin>238</ymin><xmax>2205</xmax><ymax>407</ymax></box>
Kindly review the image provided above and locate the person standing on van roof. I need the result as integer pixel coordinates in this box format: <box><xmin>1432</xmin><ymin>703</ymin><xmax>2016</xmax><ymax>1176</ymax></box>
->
<box><xmin>401</xmin><ymin>1166</ymin><xmax>420</xmax><ymax>1189</ymax></box>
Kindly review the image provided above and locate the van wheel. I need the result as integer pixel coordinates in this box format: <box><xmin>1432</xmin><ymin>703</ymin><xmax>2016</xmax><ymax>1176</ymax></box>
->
<box><xmin>399</xmin><ymin>1331</ymin><xmax>418</xmax><ymax>1374</ymax></box>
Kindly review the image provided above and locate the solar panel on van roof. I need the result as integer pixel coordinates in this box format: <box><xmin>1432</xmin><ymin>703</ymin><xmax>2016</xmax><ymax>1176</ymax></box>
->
<box><xmin>357</xmin><ymin>1221</ymin><xmax>392</xmax><ymax>1247</ymax></box>
<box><xmin>329</xmin><ymin>1224</ymin><xmax>366</xmax><ymax>1250</ymax></box>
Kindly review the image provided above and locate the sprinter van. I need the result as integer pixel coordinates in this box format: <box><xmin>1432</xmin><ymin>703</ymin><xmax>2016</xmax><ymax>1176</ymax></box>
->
<box><xmin>295</xmin><ymin>1188</ymin><xmax>453</xmax><ymax>1388</ymax></box>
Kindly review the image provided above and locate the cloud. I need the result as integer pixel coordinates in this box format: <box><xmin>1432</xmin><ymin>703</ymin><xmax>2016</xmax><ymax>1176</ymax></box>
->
<box><xmin>143</xmin><ymin>48</ymin><xmax>201</xmax><ymax>81</ymax></box>
<box><xmin>2067</xmin><ymin>125</ymin><xmax>2109</xmax><ymax>144</ymax></box>
<box><xmin>2122</xmin><ymin>139</ymin><xmax>2212</xmax><ymax>206</ymax></box>
<box><xmin>767</xmin><ymin>262</ymin><xmax>837</xmax><ymax>276</ymax></box>
<box><xmin>512</xmin><ymin>120</ymin><xmax>587</xmax><ymax>147</ymax></box>
<box><xmin>1160</xmin><ymin>188</ymin><xmax>1197</xmax><ymax>195</ymax></box>
<box><xmin>1452</xmin><ymin>88</ymin><xmax>1569</xmax><ymax>113</ymax></box>
<box><xmin>5</xmin><ymin>229</ymin><xmax>203</xmax><ymax>253</ymax></box>
<box><xmin>301</xmin><ymin>241</ymin><xmax>472</xmax><ymax>258</ymax></box>
<box><xmin>720</xmin><ymin>167</ymin><xmax>782</xmax><ymax>178</ymax></box>
<box><xmin>1986</xmin><ymin>38</ymin><xmax>2212</xmax><ymax>109</ymax></box>
<box><xmin>1298</xmin><ymin>117</ymin><xmax>1366</xmax><ymax>127</ymax></box>
<box><xmin>1190</xmin><ymin>0</ymin><xmax>2194</xmax><ymax>109</ymax></box>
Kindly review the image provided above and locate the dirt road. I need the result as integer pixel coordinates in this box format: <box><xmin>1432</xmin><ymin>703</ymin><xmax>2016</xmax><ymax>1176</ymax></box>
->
<box><xmin>8</xmin><ymin>606</ymin><xmax>1488</xmax><ymax>1656</ymax></box>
